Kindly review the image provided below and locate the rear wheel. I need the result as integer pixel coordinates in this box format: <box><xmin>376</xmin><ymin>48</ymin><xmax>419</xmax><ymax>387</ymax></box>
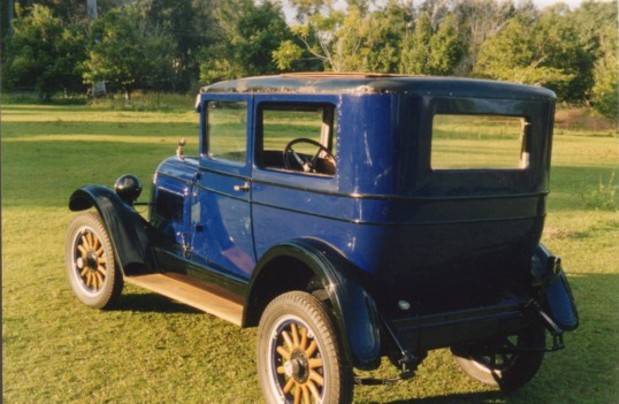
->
<box><xmin>451</xmin><ymin>323</ymin><xmax>546</xmax><ymax>392</ymax></box>
<box><xmin>65</xmin><ymin>212</ymin><xmax>123</xmax><ymax>309</ymax></box>
<box><xmin>257</xmin><ymin>291</ymin><xmax>353</xmax><ymax>404</ymax></box>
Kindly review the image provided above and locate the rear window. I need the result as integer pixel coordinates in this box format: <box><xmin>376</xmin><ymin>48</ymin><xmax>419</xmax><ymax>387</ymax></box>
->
<box><xmin>431</xmin><ymin>114</ymin><xmax>529</xmax><ymax>170</ymax></box>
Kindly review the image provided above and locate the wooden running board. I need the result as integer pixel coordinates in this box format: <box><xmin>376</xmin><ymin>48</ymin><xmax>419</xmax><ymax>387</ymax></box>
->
<box><xmin>124</xmin><ymin>273</ymin><xmax>243</xmax><ymax>326</ymax></box>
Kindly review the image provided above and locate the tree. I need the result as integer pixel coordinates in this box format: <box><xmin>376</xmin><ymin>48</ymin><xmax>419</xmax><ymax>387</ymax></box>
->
<box><xmin>592</xmin><ymin>27</ymin><xmax>618</xmax><ymax>119</ymax></box>
<box><xmin>278</xmin><ymin>1</ymin><xmax>346</xmax><ymax>71</ymax></box>
<box><xmin>452</xmin><ymin>0</ymin><xmax>516</xmax><ymax>74</ymax></box>
<box><xmin>400</xmin><ymin>12</ymin><xmax>433</xmax><ymax>74</ymax></box>
<box><xmin>427</xmin><ymin>14</ymin><xmax>465</xmax><ymax>75</ymax></box>
<box><xmin>138</xmin><ymin>0</ymin><xmax>217</xmax><ymax>91</ymax></box>
<box><xmin>362</xmin><ymin>0</ymin><xmax>412</xmax><ymax>73</ymax></box>
<box><xmin>2</xmin><ymin>4</ymin><xmax>86</xmax><ymax>99</ymax></box>
<box><xmin>82</xmin><ymin>5</ymin><xmax>177</xmax><ymax>99</ymax></box>
<box><xmin>199</xmin><ymin>0</ymin><xmax>293</xmax><ymax>83</ymax></box>
<box><xmin>474</xmin><ymin>16</ymin><xmax>575</xmax><ymax>99</ymax></box>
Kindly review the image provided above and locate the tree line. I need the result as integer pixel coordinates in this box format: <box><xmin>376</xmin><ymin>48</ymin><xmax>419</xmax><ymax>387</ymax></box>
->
<box><xmin>1</xmin><ymin>0</ymin><xmax>617</xmax><ymax>118</ymax></box>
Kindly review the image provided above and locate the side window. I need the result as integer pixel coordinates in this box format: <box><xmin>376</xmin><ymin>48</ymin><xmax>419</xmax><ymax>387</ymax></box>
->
<box><xmin>431</xmin><ymin>114</ymin><xmax>529</xmax><ymax>170</ymax></box>
<box><xmin>259</xmin><ymin>104</ymin><xmax>337</xmax><ymax>176</ymax></box>
<box><xmin>206</xmin><ymin>100</ymin><xmax>247</xmax><ymax>163</ymax></box>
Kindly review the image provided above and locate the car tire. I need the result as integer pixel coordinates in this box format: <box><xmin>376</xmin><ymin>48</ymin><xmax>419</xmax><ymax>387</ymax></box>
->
<box><xmin>65</xmin><ymin>212</ymin><xmax>123</xmax><ymax>309</ymax></box>
<box><xmin>451</xmin><ymin>323</ymin><xmax>546</xmax><ymax>393</ymax></box>
<box><xmin>257</xmin><ymin>291</ymin><xmax>353</xmax><ymax>404</ymax></box>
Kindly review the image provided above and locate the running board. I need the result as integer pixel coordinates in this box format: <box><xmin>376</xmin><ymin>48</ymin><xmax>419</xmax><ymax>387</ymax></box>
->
<box><xmin>124</xmin><ymin>273</ymin><xmax>243</xmax><ymax>326</ymax></box>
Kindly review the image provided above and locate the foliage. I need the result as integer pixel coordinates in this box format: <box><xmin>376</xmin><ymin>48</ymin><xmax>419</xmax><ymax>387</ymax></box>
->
<box><xmin>137</xmin><ymin>0</ymin><xmax>217</xmax><ymax>91</ymax></box>
<box><xmin>474</xmin><ymin>15</ymin><xmax>570</xmax><ymax>98</ymax></box>
<box><xmin>450</xmin><ymin>0</ymin><xmax>516</xmax><ymax>74</ymax></box>
<box><xmin>1</xmin><ymin>0</ymin><xmax>618</xmax><ymax>114</ymax></box>
<box><xmin>362</xmin><ymin>1</ymin><xmax>412</xmax><ymax>73</ymax></box>
<box><xmin>199</xmin><ymin>0</ymin><xmax>292</xmax><ymax>83</ymax></box>
<box><xmin>591</xmin><ymin>27</ymin><xmax>618</xmax><ymax>120</ymax></box>
<box><xmin>400</xmin><ymin>11</ymin><xmax>433</xmax><ymax>74</ymax></box>
<box><xmin>580</xmin><ymin>171</ymin><xmax>617</xmax><ymax>211</ymax></box>
<box><xmin>427</xmin><ymin>14</ymin><xmax>465</xmax><ymax>75</ymax></box>
<box><xmin>2</xmin><ymin>5</ymin><xmax>87</xmax><ymax>100</ymax></box>
<box><xmin>82</xmin><ymin>5</ymin><xmax>177</xmax><ymax>98</ymax></box>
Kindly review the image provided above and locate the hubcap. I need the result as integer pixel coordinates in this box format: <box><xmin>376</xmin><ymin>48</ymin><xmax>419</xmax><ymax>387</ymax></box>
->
<box><xmin>73</xmin><ymin>228</ymin><xmax>107</xmax><ymax>292</ymax></box>
<box><xmin>269</xmin><ymin>317</ymin><xmax>326</xmax><ymax>403</ymax></box>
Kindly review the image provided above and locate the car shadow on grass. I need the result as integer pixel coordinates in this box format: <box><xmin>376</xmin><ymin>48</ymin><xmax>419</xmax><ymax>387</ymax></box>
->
<box><xmin>386</xmin><ymin>390</ymin><xmax>503</xmax><ymax>403</ymax></box>
<box><xmin>116</xmin><ymin>293</ymin><xmax>201</xmax><ymax>314</ymax></box>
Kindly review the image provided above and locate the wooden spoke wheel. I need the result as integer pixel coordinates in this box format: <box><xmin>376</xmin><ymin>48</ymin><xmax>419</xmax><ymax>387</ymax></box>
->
<box><xmin>65</xmin><ymin>212</ymin><xmax>123</xmax><ymax>309</ymax></box>
<box><xmin>258</xmin><ymin>291</ymin><xmax>352</xmax><ymax>404</ymax></box>
<box><xmin>73</xmin><ymin>228</ymin><xmax>107</xmax><ymax>292</ymax></box>
<box><xmin>271</xmin><ymin>317</ymin><xmax>326</xmax><ymax>403</ymax></box>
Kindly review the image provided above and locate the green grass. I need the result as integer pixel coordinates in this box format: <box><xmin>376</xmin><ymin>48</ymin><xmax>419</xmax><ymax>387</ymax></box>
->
<box><xmin>2</xmin><ymin>104</ymin><xmax>618</xmax><ymax>403</ymax></box>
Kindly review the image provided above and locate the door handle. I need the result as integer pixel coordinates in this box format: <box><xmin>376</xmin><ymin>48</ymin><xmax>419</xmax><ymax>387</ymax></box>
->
<box><xmin>233</xmin><ymin>182</ymin><xmax>250</xmax><ymax>192</ymax></box>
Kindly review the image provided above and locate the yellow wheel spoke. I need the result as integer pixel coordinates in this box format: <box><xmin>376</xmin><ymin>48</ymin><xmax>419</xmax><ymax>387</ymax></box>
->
<box><xmin>305</xmin><ymin>340</ymin><xmax>317</xmax><ymax>357</ymax></box>
<box><xmin>291</xmin><ymin>323</ymin><xmax>300</xmax><ymax>348</ymax></box>
<box><xmin>302</xmin><ymin>385</ymin><xmax>310</xmax><ymax>404</ymax></box>
<box><xmin>77</xmin><ymin>245</ymin><xmax>88</xmax><ymax>257</ymax></box>
<box><xmin>308</xmin><ymin>358</ymin><xmax>323</xmax><ymax>369</ymax></box>
<box><xmin>309</xmin><ymin>370</ymin><xmax>324</xmax><ymax>385</ymax></box>
<box><xmin>299</xmin><ymin>327</ymin><xmax>307</xmax><ymax>350</ymax></box>
<box><xmin>96</xmin><ymin>247</ymin><xmax>104</xmax><ymax>257</ymax></box>
<box><xmin>276</xmin><ymin>346</ymin><xmax>291</xmax><ymax>360</ymax></box>
<box><xmin>81</xmin><ymin>235</ymin><xmax>90</xmax><ymax>249</ymax></box>
<box><xmin>307</xmin><ymin>380</ymin><xmax>321</xmax><ymax>401</ymax></box>
<box><xmin>97</xmin><ymin>257</ymin><xmax>106</xmax><ymax>264</ymax></box>
<box><xmin>276</xmin><ymin>366</ymin><xmax>285</xmax><ymax>374</ymax></box>
<box><xmin>80</xmin><ymin>267</ymin><xmax>89</xmax><ymax>277</ymax></box>
<box><xmin>282</xmin><ymin>331</ymin><xmax>294</xmax><ymax>351</ymax></box>
<box><xmin>93</xmin><ymin>236</ymin><xmax>100</xmax><ymax>249</ymax></box>
<box><xmin>95</xmin><ymin>273</ymin><xmax>104</xmax><ymax>289</ymax></box>
<box><xmin>283</xmin><ymin>377</ymin><xmax>295</xmax><ymax>394</ymax></box>
<box><xmin>87</xmin><ymin>233</ymin><xmax>95</xmax><ymax>249</ymax></box>
<box><xmin>293</xmin><ymin>385</ymin><xmax>301</xmax><ymax>404</ymax></box>
<box><xmin>85</xmin><ymin>272</ymin><xmax>92</xmax><ymax>288</ymax></box>
<box><xmin>97</xmin><ymin>265</ymin><xmax>107</xmax><ymax>275</ymax></box>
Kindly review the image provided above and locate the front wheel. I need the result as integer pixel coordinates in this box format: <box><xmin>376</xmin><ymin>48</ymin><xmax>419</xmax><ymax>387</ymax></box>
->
<box><xmin>451</xmin><ymin>323</ymin><xmax>546</xmax><ymax>392</ymax></box>
<box><xmin>257</xmin><ymin>291</ymin><xmax>353</xmax><ymax>404</ymax></box>
<box><xmin>65</xmin><ymin>212</ymin><xmax>123</xmax><ymax>309</ymax></box>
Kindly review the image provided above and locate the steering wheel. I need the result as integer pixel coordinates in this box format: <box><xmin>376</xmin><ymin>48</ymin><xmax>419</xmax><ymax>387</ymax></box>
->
<box><xmin>283</xmin><ymin>138</ymin><xmax>335</xmax><ymax>173</ymax></box>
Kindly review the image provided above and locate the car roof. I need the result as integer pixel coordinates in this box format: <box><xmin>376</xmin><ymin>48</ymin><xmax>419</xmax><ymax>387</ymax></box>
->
<box><xmin>200</xmin><ymin>72</ymin><xmax>556</xmax><ymax>100</ymax></box>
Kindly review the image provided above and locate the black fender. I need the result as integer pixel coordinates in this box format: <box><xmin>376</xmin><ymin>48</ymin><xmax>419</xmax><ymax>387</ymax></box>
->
<box><xmin>246</xmin><ymin>238</ymin><xmax>382</xmax><ymax>369</ymax></box>
<box><xmin>69</xmin><ymin>185</ymin><xmax>154</xmax><ymax>274</ymax></box>
<box><xmin>531</xmin><ymin>244</ymin><xmax>579</xmax><ymax>331</ymax></box>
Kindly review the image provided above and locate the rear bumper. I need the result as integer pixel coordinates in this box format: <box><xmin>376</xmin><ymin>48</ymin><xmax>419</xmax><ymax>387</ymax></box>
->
<box><xmin>387</xmin><ymin>301</ymin><xmax>526</xmax><ymax>352</ymax></box>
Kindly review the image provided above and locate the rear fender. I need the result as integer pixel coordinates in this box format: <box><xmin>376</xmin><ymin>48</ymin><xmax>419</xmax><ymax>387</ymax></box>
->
<box><xmin>532</xmin><ymin>244</ymin><xmax>579</xmax><ymax>331</ymax></box>
<box><xmin>246</xmin><ymin>239</ymin><xmax>382</xmax><ymax>369</ymax></box>
<box><xmin>69</xmin><ymin>185</ymin><xmax>154</xmax><ymax>275</ymax></box>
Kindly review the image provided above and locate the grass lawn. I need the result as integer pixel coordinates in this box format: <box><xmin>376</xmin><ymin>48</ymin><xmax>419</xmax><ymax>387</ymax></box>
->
<box><xmin>2</xmin><ymin>103</ymin><xmax>618</xmax><ymax>403</ymax></box>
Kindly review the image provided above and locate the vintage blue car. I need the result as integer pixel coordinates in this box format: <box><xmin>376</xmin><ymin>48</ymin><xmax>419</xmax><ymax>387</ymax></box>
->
<box><xmin>65</xmin><ymin>73</ymin><xmax>578</xmax><ymax>403</ymax></box>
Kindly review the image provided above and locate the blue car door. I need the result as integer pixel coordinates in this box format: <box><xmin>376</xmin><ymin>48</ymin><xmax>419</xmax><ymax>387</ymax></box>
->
<box><xmin>189</xmin><ymin>94</ymin><xmax>255</xmax><ymax>280</ymax></box>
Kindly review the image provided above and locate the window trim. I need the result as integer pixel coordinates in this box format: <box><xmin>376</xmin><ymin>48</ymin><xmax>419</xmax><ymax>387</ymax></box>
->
<box><xmin>256</xmin><ymin>101</ymin><xmax>338</xmax><ymax>178</ymax></box>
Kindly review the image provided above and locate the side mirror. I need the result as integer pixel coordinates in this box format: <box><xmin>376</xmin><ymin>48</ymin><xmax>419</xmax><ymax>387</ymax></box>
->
<box><xmin>114</xmin><ymin>174</ymin><xmax>142</xmax><ymax>205</ymax></box>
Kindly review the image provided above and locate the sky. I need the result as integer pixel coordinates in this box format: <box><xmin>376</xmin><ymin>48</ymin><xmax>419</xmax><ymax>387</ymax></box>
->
<box><xmin>282</xmin><ymin>0</ymin><xmax>589</xmax><ymax>22</ymax></box>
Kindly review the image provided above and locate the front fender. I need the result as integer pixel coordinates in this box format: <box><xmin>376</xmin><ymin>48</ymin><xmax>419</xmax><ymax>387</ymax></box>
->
<box><xmin>69</xmin><ymin>185</ymin><xmax>154</xmax><ymax>274</ymax></box>
<box><xmin>247</xmin><ymin>239</ymin><xmax>382</xmax><ymax>369</ymax></box>
<box><xmin>532</xmin><ymin>244</ymin><xmax>579</xmax><ymax>331</ymax></box>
